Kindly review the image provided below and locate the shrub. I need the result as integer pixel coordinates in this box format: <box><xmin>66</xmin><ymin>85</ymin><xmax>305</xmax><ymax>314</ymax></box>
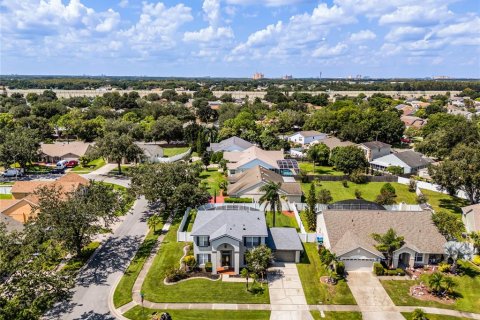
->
<box><xmin>349</xmin><ymin>169</ymin><xmax>367</xmax><ymax>184</ymax></box>
<box><xmin>374</xmin><ymin>262</ymin><xmax>384</xmax><ymax>276</ymax></box>
<box><xmin>380</xmin><ymin>183</ymin><xmax>396</xmax><ymax>195</ymax></box>
<box><xmin>224</xmin><ymin>197</ymin><xmax>253</xmax><ymax>203</ymax></box>
<box><xmin>165</xmin><ymin>267</ymin><xmax>188</xmax><ymax>282</ymax></box>
<box><xmin>409</xmin><ymin>179</ymin><xmax>417</xmax><ymax>192</ymax></box>
<box><xmin>354</xmin><ymin>189</ymin><xmax>362</xmax><ymax>199</ymax></box>
<box><xmin>342</xmin><ymin>180</ymin><xmax>348</xmax><ymax>188</ymax></box>
<box><xmin>205</xmin><ymin>261</ymin><xmax>212</xmax><ymax>272</ymax></box>
<box><xmin>412</xmin><ymin>308</ymin><xmax>427</xmax><ymax>320</ymax></box>
<box><xmin>183</xmin><ymin>255</ymin><xmax>196</xmax><ymax>270</ymax></box>
<box><xmin>438</xmin><ymin>263</ymin><xmax>451</xmax><ymax>273</ymax></box>
<box><xmin>386</xmin><ymin>165</ymin><xmax>403</xmax><ymax>175</ymax></box>
<box><xmin>385</xmin><ymin>268</ymin><xmax>405</xmax><ymax>276</ymax></box>
<box><xmin>473</xmin><ymin>255</ymin><xmax>480</xmax><ymax>266</ymax></box>
<box><xmin>335</xmin><ymin>261</ymin><xmax>345</xmax><ymax>277</ymax></box>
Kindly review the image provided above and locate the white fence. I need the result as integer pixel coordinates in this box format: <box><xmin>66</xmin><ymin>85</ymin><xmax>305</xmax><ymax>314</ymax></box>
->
<box><xmin>177</xmin><ymin>207</ymin><xmax>194</xmax><ymax>242</ymax></box>
<box><xmin>0</xmin><ymin>186</ymin><xmax>12</xmax><ymax>195</ymax></box>
<box><xmin>292</xmin><ymin>203</ymin><xmax>319</xmax><ymax>243</ymax></box>
<box><xmin>397</xmin><ymin>177</ymin><xmax>468</xmax><ymax>200</ymax></box>
<box><xmin>155</xmin><ymin>148</ymin><xmax>192</xmax><ymax>163</ymax></box>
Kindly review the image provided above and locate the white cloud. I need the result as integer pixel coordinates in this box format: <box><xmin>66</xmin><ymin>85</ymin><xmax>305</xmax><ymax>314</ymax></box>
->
<box><xmin>183</xmin><ymin>26</ymin><xmax>234</xmax><ymax>42</ymax></box>
<box><xmin>312</xmin><ymin>43</ymin><xmax>348</xmax><ymax>58</ymax></box>
<box><xmin>226</xmin><ymin>0</ymin><xmax>306</xmax><ymax>7</ymax></box>
<box><xmin>95</xmin><ymin>9</ymin><xmax>120</xmax><ymax>32</ymax></box>
<box><xmin>119</xmin><ymin>0</ymin><xmax>129</xmax><ymax>8</ymax></box>
<box><xmin>436</xmin><ymin>17</ymin><xmax>480</xmax><ymax>38</ymax></box>
<box><xmin>385</xmin><ymin>26</ymin><xmax>426</xmax><ymax>42</ymax></box>
<box><xmin>203</xmin><ymin>0</ymin><xmax>221</xmax><ymax>26</ymax></box>
<box><xmin>379</xmin><ymin>5</ymin><xmax>453</xmax><ymax>25</ymax></box>
<box><xmin>349</xmin><ymin>29</ymin><xmax>376</xmax><ymax>42</ymax></box>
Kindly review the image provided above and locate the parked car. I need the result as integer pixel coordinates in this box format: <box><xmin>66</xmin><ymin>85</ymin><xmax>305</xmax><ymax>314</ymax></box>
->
<box><xmin>66</xmin><ymin>160</ymin><xmax>78</xmax><ymax>168</ymax></box>
<box><xmin>2</xmin><ymin>168</ymin><xmax>24</xmax><ymax>178</ymax></box>
<box><xmin>50</xmin><ymin>168</ymin><xmax>65</xmax><ymax>174</ymax></box>
<box><xmin>56</xmin><ymin>160</ymin><xmax>68</xmax><ymax>170</ymax></box>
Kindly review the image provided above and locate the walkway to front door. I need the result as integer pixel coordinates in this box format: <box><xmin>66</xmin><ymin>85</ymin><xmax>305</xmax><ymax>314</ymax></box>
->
<box><xmin>347</xmin><ymin>271</ymin><xmax>405</xmax><ymax>320</ymax></box>
<box><xmin>267</xmin><ymin>262</ymin><xmax>313</xmax><ymax>320</ymax></box>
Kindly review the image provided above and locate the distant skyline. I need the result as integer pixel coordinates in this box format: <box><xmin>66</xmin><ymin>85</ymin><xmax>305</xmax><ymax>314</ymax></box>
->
<box><xmin>1</xmin><ymin>0</ymin><xmax>479</xmax><ymax>78</ymax></box>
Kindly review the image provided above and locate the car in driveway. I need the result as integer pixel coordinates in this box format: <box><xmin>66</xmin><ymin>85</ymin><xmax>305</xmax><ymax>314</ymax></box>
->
<box><xmin>2</xmin><ymin>168</ymin><xmax>24</xmax><ymax>178</ymax></box>
<box><xmin>66</xmin><ymin>160</ymin><xmax>78</xmax><ymax>168</ymax></box>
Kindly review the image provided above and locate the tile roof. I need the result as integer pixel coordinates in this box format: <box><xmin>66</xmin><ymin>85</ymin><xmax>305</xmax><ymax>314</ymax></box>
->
<box><xmin>40</xmin><ymin>141</ymin><xmax>93</xmax><ymax>158</ymax></box>
<box><xmin>266</xmin><ymin>227</ymin><xmax>303</xmax><ymax>251</ymax></box>
<box><xmin>322</xmin><ymin>210</ymin><xmax>446</xmax><ymax>258</ymax></box>
<box><xmin>191</xmin><ymin>208</ymin><xmax>268</xmax><ymax>241</ymax></box>
<box><xmin>224</xmin><ymin>146</ymin><xmax>284</xmax><ymax>170</ymax></box>
<box><xmin>11</xmin><ymin>174</ymin><xmax>88</xmax><ymax>195</ymax></box>
<box><xmin>227</xmin><ymin>166</ymin><xmax>302</xmax><ymax>196</ymax></box>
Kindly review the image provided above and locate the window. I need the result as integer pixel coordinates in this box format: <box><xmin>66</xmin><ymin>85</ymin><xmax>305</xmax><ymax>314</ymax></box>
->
<box><xmin>415</xmin><ymin>253</ymin><xmax>423</xmax><ymax>262</ymax></box>
<box><xmin>197</xmin><ymin>254</ymin><xmax>210</xmax><ymax>265</ymax></box>
<box><xmin>244</xmin><ymin>237</ymin><xmax>261</xmax><ymax>248</ymax></box>
<box><xmin>197</xmin><ymin>236</ymin><xmax>210</xmax><ymax>247</ymax></box>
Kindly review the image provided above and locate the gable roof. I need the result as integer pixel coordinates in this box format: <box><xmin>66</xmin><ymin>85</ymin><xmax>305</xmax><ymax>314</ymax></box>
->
<box><xmin>227</xmin><ymin>166</ymin><xmax>302</xmax><ymax>196</ymax></box>
<box><xmin>313</xmin><ymin>136</ymin><xmax>354</xmax><ymax>149</ymax></box>
<box><xmin>322</xmin><ymin>210</ymin><xmax>446</xmax><ymax>258</ymax></box>
<box><xmin>40</xmin><ymin>141</ymin><xmax>93</xmax><ymax>158</ymax></box>
<box><xmin>0</xmin><ymin>212</ymin><xmax>24</xmax><ymax>232</ymax></box>
<box><xmin>191</xmin><ymin>208</ymin><xmax>268</xmax><ymax>241</ymax></box>
<box><xmin>135</xmin><ymin>142</ymin><xmax>163</xmax><ymax>158</ymax></box>
<box><xmin>224</xmin><ymin>146</ymin><xmax>284</xmax><ymax>170</ymax></box>
<box><xmin>394</xmin><ymin>151</ymin><xmax>433</xmax><ymax>168</ymax></box>
<box><xmin>11</xmin><ymin>174</ymin><xmax>88</xmax><ymax>195</ymax></box>
<box><xmin>290</xmin><ymin>131</ymin><xmax>324</xmax><ymax>138</ymax></box>
<box><xmin>208</xmin><ymin>136</ymin><xmax>253</xmax><ymax>152</ymax></box>
<box><xmin>360</xmin><ymin>141</ymin><xmax>391</xmax><ymax>150</ymax></box>
<box><xmin>266</xmin><ymin>228</ymin><xmax>303</xmax><ymax>251</ymax></box>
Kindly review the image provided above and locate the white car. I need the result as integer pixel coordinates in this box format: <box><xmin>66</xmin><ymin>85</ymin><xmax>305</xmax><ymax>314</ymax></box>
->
<box><xmin>2</xmin><ymin>168</ymin><xmax>24</xmax><ymax>178</ymax></box>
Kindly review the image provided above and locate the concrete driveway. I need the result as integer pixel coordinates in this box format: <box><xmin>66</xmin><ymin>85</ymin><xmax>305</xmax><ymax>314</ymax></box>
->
<box><xmin>347</xmin><ymin>272</ymin><xmax>405</xmax><ymax>320</ymax></box>
<box><xmin>267</xmin><ymin>263</ymin><xmax>313</xmax><ymax>320</ymax></box>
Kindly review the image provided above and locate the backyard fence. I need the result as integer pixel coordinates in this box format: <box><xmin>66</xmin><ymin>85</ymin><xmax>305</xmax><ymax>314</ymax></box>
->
<box><xmin>294</xmin><ymin>174</ymin><xmax>398</xmax><ymax>182</ymax></box>
<box><xmin>177</xmin><ymin>207</ymin><xmax>193</xmax><ymax>242</ymax></box>
<box><xmin>397</xmin><ymin>177</ymin><xmax>468</xmax><ymax>200</ymax></box>
<box><xmin>155</xmin><ymin>148</ymin><xmax>192</xmax><ymax>163</ymax></box>
<box><xmin>292</xmin><ymin>203</ymin><xmax>319</xmax><ymax>243</ymax></box>
<box><xmin>0</xmin><ymin>186</ymin><xmax>12</xmax><ymax>195</ymax></box>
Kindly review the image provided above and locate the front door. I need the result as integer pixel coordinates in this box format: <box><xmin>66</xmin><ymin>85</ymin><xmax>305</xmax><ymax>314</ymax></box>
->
<box><xmin>221</xmin><ymin>251</ymin><xmax>231</xmax><ymax>267</ymax></box>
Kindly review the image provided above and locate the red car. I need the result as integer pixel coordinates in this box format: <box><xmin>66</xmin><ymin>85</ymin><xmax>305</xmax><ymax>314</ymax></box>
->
<box><xmin>66</xmin><ymin>160</ymin><xmax>79</xmax><ymax>168</ymax></box>
<box><xmin>401</xmin><ymin>137</ymin><xmax>412</xmax><ymax>144</ymax></box>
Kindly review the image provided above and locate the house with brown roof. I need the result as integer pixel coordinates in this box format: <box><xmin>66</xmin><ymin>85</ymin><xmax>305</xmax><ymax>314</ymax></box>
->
<box><xmin>400</xmin><ymin>116</ymin><xmax>426</xmax><ymax>129</ymax></box>
<box><xmin>2</xmin><ymin>173</ymin><xmax>88</xmax><ymax>223</ymax></box>
<box><xmin>40</xmin><ymin>141</ymin><xmax>93</xmax><ymax>163</ymax></box>
<box><xmin>227</xmin><ymin>166</ymin><xmax>302</xmax><ymax>203</ymax></box>
<box><xmin>317</xmin><ymin>203</ymin><xmax>446</xmax><ymax>271</ymax></box>
<box><xmin>223</xmin><ymin>146</ymin><xmax>284</xmax><ymax>175</ymax></box>
<box><xmin>310</xmin><ymin>136</ymin><xmax>355</xmax><ymax>149</ymax></box>
<box><xmin>462</xmin><ymin>204</ymin><xmax>480</xmax><ymax>233</ymax></box>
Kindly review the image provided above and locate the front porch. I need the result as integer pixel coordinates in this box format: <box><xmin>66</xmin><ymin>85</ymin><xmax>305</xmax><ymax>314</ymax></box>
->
<box><xmin>211</xmin><ymin>241</ymin><xmax>241</xmax><ymax>275</ymax></box>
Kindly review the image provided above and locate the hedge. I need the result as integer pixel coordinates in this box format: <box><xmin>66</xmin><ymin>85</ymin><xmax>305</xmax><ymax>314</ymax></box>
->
<box><xmin>224</xmin><ymin>197</ymin><xmax>253</xmax><ymax>203</ymax></box>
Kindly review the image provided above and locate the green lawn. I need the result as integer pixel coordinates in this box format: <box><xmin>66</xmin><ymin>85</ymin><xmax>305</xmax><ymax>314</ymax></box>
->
<box><xmin>183</xmin><ymin>209</ymin><xmax>196</xmax><ymax>232</ymax></box>
<box><xmin>26</xmin><ymin>164</ymin><xmax>51</xmax><ymax>173</ymax></box>
<box><xmin>108</xmin><ymin>165</ymin><xmax>131</xmax><ymax>176</ymax></box>
<box><xmin>266</xmin><ymin>211</ymin><xmax>299</xmax><ymax>231</ymax></box>
<box><xmin>402</xmin><ymin>313</ymin><xmax>470</xmax><ymax>320</ymax></box>
<box><xmin>300</xmin><ymin>210</ymin><xmax>314</xmax><ymax>232</ymax></box>
<box><xmin>381</xmin><ymin>261</ymin><xmax>480</xmax><ymax>313</ymax></box>
<box><xmin>298</xmin><ymin>162</ymin><xmax>344</xmax><ymax>176</ymax></box>
<box><xmin>71</xmin><ymin>158</ymin><xmax>106</xmax><ymax>173</ymax></box>
<box><xmin>420</xmin><ymin>189</ymin><xmax>469</xmax><ymax>215</ymax></box>
<box><xmin>123</xmin><ymin>307</ymin><xmax>270</xmax><ymax>320</ymax></box>
<box><xmin>0</xmin><ymin>194</ymin><xmax>13</xmax><ymax>199</ymax></box>
<box><xmin>113</xmin><ymin>220</ymin><xmax>165</xmax><ymax>308</ymax></box>
<box><xmin>62</xmin><ymin>241</ymin><xmax>101</xmax><ymax>272</ymax></box>
<box><xmin>301</xmin><ymin>181</ymin><xmax>417</xmax><ymax>204</ymax></box>
<box><xmin>162</xmin><ymin>147</ymin><xmax>190</xmax><ymax>157</ymax></box>
<box><xmin>142</xmin><ymin>223</ymin><xmax>270</xmax><ymax>304</ymax></box>
<box><xmin>297</xmin><ymin>243</ymin><xmax>356</xmax><ymax>305</ymax></box>
<box><xmin>311</xmin><ymin>311</ymin><xmax>362</xmax><ymax>320</ymax></box>
<box><xmin>200</xmin><ymin>168</ymin><xmax>226</xmax><ymax>196</ymax></box>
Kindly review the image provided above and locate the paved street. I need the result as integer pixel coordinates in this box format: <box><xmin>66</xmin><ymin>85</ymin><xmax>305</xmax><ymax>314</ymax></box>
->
<box><xmin>45</xmin><ymin>169</ymin><xmax>152</xmax><ymax>320</ymax></box>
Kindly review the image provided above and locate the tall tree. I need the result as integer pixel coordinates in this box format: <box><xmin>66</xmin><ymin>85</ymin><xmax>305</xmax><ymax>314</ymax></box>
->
<box><xmin>330</xmin><ymin>146</ymin><xmax>368</xmax><ymax>175</ymax></box>
<box><xmin>94</xmin><ymin>132</ymin><xmax>143</xmax><ymax>174</ymax></box>
<box><xmin>307</xmin><ymin>143</ymin><xmax>330</xmax><ymax>173</ymax></box>
<box><xmin>0</xmin><ymin>127</ymin><xmax>40</xmax><ymax>170</ymax></box>
<box><xmin>317</xmin><ymin>188</ymin><xmax>333</xmax><ymax>204</ymax></box>
<box><xmin>150</xmin><ymin>115</ymin><xmax>184</xmax><ymax>144</ymax></box>
<box><xmin>371</xmin><ymin>228</ymin><xmax>405</xmax><ymax>268</ymax></box>
<box><xmin>305</xmin><ymin>183</ymin><xmax>317</xmax><ymax>231</ymax></box>
<box><xmin>259</xmin><ymin>181</ymin><xmax>282</xmax><ymax>227</ymax></box>
<box><xmin>432</xmin><ymin>211</ymin><xmax>464</xmax><ymax>241</ymax></box>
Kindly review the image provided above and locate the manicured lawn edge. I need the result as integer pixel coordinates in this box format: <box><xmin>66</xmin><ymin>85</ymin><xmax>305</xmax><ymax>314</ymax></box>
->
<box><xmin>113</xmin><ymin>221</ymin><xmax>164</xmax><ymax>308</ymax></box>
<box><xmin>310</xmin><ymin>311</ymin><xmax>362</xmax><ymax>320</ymax></box>
<box><xmin>123</xmin><ymin>306</ymin><xmax>271</xmax><ymax>320</ymax></box>
<box><xmin>401</xmin><ymin>312</ymin><xmax>471</xmax><ymax>320</ymax></box>
<box><xmin>297</xmin><ymin>243</ymin><xmax>356</xmax><ymax>305</ymax></box>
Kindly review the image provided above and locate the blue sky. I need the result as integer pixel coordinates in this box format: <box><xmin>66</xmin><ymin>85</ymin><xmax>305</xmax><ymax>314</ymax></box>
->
<box><xmin>1</xmin><ymin>0</ymin><xmax>479</xmax><ymax>78</ymax></box>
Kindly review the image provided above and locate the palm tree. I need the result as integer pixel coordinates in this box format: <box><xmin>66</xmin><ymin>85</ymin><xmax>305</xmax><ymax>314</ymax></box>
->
<box><xmin>470</xmin><ymin>231</ymin><xmax>480</xmax><ymax>254</ymax></box>
<box><xmin>259</xmin><ymin>181</ymin><xmax>282</xmax><ymax>227</ymax></box>
<box><xmin>442</xmin><ymin>276</ymin><xmax>456</xmax><ymax>295</ymax></box>
<box><xmin>371</xmin><ymin>228</ymin><xmax>405</xmax><ymax>269</ymax></box>
<box><xmin>428</xmin><ymin>272</ymin><xmax>444</xmax><ymax>295</ymax></box>
<box><xmin>204</xmin><ymin>126</ymin><xmax>218</xmax><ymax>144</ymax></box>
<box><xmin>147</xmin><ymin>214</ymin><xmax>162</xmax><ymax>233</ymax></box>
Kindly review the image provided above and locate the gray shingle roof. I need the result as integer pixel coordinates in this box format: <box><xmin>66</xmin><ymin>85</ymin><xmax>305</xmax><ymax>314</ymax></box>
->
<box><xmin>191</xmin><ymin>209</ymin><xmax>268</xmax><ymax>241</ymax></box>
<box><xmin>208</xmin><ymin>136</ymin><xmax>253</xmax><ymax>153</ymax></box>
<box><xmin>266</xmin><ymin>227</ymin><xmax>304</xmax><ymax>251</ymax></box>
<box><xmin>1</xmin><ymin>213</ymin><xmax>24</xmax><ymax>233</ymax></box>
<box><xmin>360</xmin><ymin>141</ymin><xmax>391</xmax><ymax>150</ymax></box>
<box><xmin>394</xmin><ymin>151</ymin><xmax>433</xmax><ymax>168</ymax></box>
<box><xmin>322</xmin><ymin>210</ymin><xmax>446</xmax><ymax>258</ymax></box>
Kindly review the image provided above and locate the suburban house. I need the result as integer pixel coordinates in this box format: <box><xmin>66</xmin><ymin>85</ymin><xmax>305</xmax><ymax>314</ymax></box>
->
<box><xmin>395</xmin><ymin>104</ymin><xmax>416</xmax><ymax>116</ymax></box>
<box><xmin>208</xmin><ymin>136</ymin><xmax>253</xmax><ymax>153</ymax></box>
<box><xmin>2</xmin><ymin>173</ymin><xmax>89</xmax><ymax>223</ymax></box>
<box><xmin>311</xmin><ymin>136</ymin><xmax>355</xmax><ymax>149</ymax></box>
<box><xmin>400</xmin><ymin>116</ymin><xmax>426</xmax><ymax>129</ymax></box>
<box><xmin>370</xmin><ymin>150</ymin><xmax>433</xmax><ymax>174</ymax></box>
<box><xmin>223</xmin><ymin>146</ymin><xmax>284</xmax><ymax>175</ymax></box>
<box><xmin>227</xmin><ymin>165</ymin><xmax>302</xmax><ymax>204</ymax></box>
<box><xmin>0</xmin><ymin>211</ymin><xmax>24</xmax><ymax>232</ymax></box>
<box><xmin>287</xmin><ymin>131</ymin><xmax>327</xmax><ymax>146</ymax></box>
<box><xmin>461</xmin><ymin>204</ymin><xmax>480</xmax><ymax>233</ymax></box>
<box><xmin>317</xmin><ymin>201</ymin><xmax>446</xmax><ymax>271</ymax></box>
<box><xmin>40</xmin><ymin>141</ymin><xmax>93</xmax><ymax>163</ymax></box>
<box><xmin>135</xmin><ymin>142</ymin><xmax>164</xmax><ymax>163</ymax></box>
<box><xmin>190</xmin><ymin>205</ymin><xmax>303</xmax><ymax>274</ymax></box>
<box><xmin>358</xmin><ymin>141</ymin><xmax>391</xmax><ymax>161</ymax></box>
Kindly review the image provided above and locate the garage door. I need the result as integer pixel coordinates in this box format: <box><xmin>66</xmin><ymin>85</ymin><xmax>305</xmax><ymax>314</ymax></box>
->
<box><xmin>274</xmin><ymin>250</ymin><xmax>296</xmax><ymax>262</ymax></box>
<box><xmin>341</xmin><ymin>259</ymin><xmax>375</xmax><ymax>272</ymax></box>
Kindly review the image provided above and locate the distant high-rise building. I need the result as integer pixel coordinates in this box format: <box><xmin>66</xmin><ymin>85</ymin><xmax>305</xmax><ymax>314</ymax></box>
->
<box><xmin>282</xmin><ymin>74</ymin><xmax>293</xmax><ymax>80</ymax></box>
<box><xmin>253</xmin><ymin>72</ymin><xmax>264</xmax><ymax>80</ymax></box>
